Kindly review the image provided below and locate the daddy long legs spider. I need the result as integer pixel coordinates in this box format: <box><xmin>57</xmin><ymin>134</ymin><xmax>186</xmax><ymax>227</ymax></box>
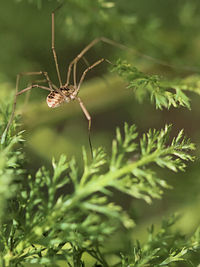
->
<box><xmin>1</xmin><ymin>7</ymin><xmax>124</xmax><ymax>157</ymax></box>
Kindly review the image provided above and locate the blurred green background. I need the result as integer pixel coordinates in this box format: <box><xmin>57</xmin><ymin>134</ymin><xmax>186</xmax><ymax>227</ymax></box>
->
<box><xmin>1</xmin><ymin>0</ymin><xmax>200</xmax><ymax>263</ymax></box>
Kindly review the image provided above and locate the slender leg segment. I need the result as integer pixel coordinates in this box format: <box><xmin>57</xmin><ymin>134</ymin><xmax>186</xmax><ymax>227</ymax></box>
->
<box><xmin>43</xmin><ymin>72</ymin><xmax>54</xmax><ymax>91</ymax></box>
<box><xmin>73</xmin><ymin>59</ymin><xmax>110</xmax><ymax>158</ymax></box>
<box><xmin>1</xmin><ymin>72</ymin><xmax>52</xmax><ymax>144</ymax></box>
<box><xmin>51</xmin><ymin>11</ymin><xmax>63</xmax><ymax>87</ymax></box>
<box><xmin>65</xmin><ymin>36</ymin><xmax>125</xmax><ymax>88</ymax></box>
<box><xmin>51</xmin><ymin>10</ymin><xmax>70</xmax><ymax>99</ymax></box>
<box><xmin>23</xmin><ymin>78</ymin><xmax>54</xmax><ymax>109</ymax></box>
<box><xmin>66</xmin><ymin>38</ymin><xmax>102</xmax><ymax>87</ymax></box>
<box><xmin>17</xmin><ymin>71</ymin><xmax>54</xmax><ymax>91</ymax></box>
<box><xmin>77</xmin><ymin>58</ymin><xmax>110</xmax><ymax>93</ymax></box>
<box><xmin>17</xmin><ymin>84</ymin><xmax>51</xmax><ymax>95</ymax></box>
<box><xmin>76</xmin><ymin>97</ymin><xmax>93</xmax><ymax>158</ymax></box>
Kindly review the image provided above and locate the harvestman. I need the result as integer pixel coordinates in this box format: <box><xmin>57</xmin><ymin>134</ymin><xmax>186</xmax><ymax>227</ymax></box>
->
<box><xmin>1</xmin><ymin>8</ymin><xmax>124</xmax><ymax>156</ymax></box>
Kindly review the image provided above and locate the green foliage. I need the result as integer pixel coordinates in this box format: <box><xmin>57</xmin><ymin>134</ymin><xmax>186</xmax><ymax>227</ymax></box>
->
<box><xmin>121</xmin><ymin>215</ymin><xmax>200</xmax><ymax>266</ymax></box>
<box><xmin>14</xmin><ymin>0</ymin><xmax>131</xmax><ymax>42</ymax></box>
<box><xmin>2</xmin><ymin>1</ymin><xmax>200</xmax><ymax>266</ymax></box>
<box><xmin>0</xmin><ymin>101</ymin><xmax>24</xmax><ymax>222</ymax></box>
<box><xmin>111</xmin><ymin>59</ymin><xmax>194</xmax><ymax>110</ymax></box>
<box><xmin>0</xmin><ymin>98</ymin><xmax>196</xmax><ymax>266</ymax></box>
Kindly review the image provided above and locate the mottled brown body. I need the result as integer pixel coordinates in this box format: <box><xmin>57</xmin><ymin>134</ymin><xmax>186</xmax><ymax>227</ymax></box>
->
<box><xmin>2</xmin><ymin>10</ymin><xmax>110</xmax><ymax>158</ymax></box>
<box><xmin>46</xmin><ymin>85</ymin><xmax>76</xmax><ymax>108</ymax></box>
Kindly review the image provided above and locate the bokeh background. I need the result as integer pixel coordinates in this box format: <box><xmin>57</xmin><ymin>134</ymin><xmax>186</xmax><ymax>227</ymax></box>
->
<box><xmin>1</xmin><ymin>0</ymin><xmax>200</xmax><ymax>263</ymax></box>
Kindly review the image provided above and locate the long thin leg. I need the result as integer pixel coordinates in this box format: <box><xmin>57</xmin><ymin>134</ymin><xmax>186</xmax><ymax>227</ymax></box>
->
<box><xmin>65</xmin><ymin>37</ymin><xmax>126</xmax><ymax>87</ymax></box>
<box><xmin>76</xmin><ymin>58</ymin><xmax>111</xmax><ymax>94</ymax></box>
<box><xmin>15</xmin><ymin>71</ymin><xmax>55</xmax><ymax>112</ymax></box>
<box><xmin>18</xmin><ymin>71</ymin><xmax>54</xmax><ymax>90</ymax></box>
<box><xmin>1</xmin><ymin>71</ymin><xmax>53</xmax><ymax>142</ymax></box>
<box><xmin>66</xmin><ymin>38</ymin><xmax>102</xmax><ymax>87</ymax></box>
<box><xmin>76</xmin><ymin>97</ymin><xmax>93</xmax><ymax>158</ymax></box>
<box><xmin>17</xmin><ymin>84</ymin><xmax>51</xmax><ymax>95</ymax></box>
<box><xmin>52</xmin><ymin>10</ymin><xmax>63</xmax><ymax>87</ymax></box>
<box><xmin>42</xmin><ymin>71</ymin><xmax>54</xmax><ymax>91</ymax></box>
<box><xmin>81</xmin><ymin>56</ymin><xmax>111</xmax><ymax>88</ymax></box>
<box><xmin>72</xmin><ymin>59</ymin><xmax>110</xmax><ymax>156</ymax></box>
<box><xmin>14</xmin><ymin>72</ymin><xmax>52</xmax><ymax>107</ymax></box>
<box><xmin>23</xmin><ymin>78</ymin><xmax>57</xmax><ymax>106</ymax></box>
<box><xmin>1</xmin><ymin>75</ymin><xmax>51</xmax><ymax>144</ymax></box>
<box><xmin>73</xmin><ymin>56</ymin><xmax>91</xmax><ymax>89</ymax></box>
<box><xmin>82</xmin><ymin>56</ymin><xmax>90</xmax><ymax>68</ymax></box>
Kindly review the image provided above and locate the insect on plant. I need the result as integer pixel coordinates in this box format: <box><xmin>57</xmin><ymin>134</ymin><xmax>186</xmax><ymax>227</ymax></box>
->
<box><xmin>1</xmin><ymin>6</ymin><xmax>121</xmax><ymax>156</ymax></box>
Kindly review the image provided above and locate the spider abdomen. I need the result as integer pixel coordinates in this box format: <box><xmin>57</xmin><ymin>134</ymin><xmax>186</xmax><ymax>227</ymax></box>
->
<box><xmin>46</xmin><ymin>86</ymin><xmax>76</xmax><ymax>108</ymax></box>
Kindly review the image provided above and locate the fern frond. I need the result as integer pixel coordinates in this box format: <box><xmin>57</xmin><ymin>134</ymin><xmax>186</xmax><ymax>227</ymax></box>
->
<box><xmin>111</xmin><ymin>59</ymin><xmax>191</xmax><ymax>110</ymax></box>
<box><xmin>0</xmin><ymin>105</ymin><xmax>195</xmax><ymax>266</ymax></box>
<box><xmin>121</xmin><ymin>214</ymin><xmax>200</xmax><ymax>266</ymax></box>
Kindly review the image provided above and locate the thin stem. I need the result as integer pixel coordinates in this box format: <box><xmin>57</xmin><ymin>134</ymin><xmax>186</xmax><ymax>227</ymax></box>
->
<box><xmin>1</xmin><ymin>75</ymin><xmax>19</xmax><ymax>144</ymax></box>
<box><xmin>87</xmin><ymin>247</ymin><xmax>109</xmax><ymax>267</ymax></box>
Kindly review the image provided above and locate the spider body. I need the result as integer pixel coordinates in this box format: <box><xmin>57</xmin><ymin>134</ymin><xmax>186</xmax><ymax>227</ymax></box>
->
<box><xmin>46</xmin><ymin>85</ymin><xmax>76</xmax><ymax>108</ymax></box>
<box><xmin>2</xmin><ymin>7</ymin><xmax>113</xmax><ymax>156</ymax></box>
